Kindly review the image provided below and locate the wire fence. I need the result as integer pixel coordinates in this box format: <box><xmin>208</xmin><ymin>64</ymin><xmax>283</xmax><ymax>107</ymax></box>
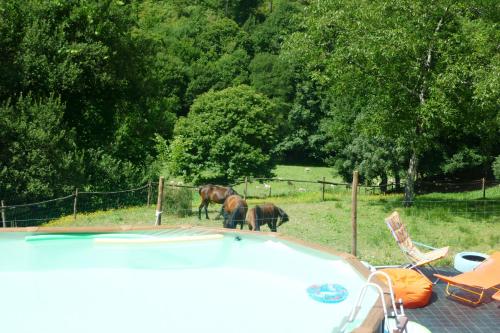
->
<box><xmin>1</xmin><ymin>177</ymin><xmax>499</xmax><ymax>227</ymax></box>
<box><xmin>229</xmin><ymin>177</ymin><xmax>499</xmax><ymax>199</ymax></box>
<box><xmin>1</xmin><ymin>184</ymin><xmax>156</xmax><ymax>228</ymax></box>
<box><xmin>415</xmin><ymin>179</ymin><xmax>500</xmax><ymax>194</ymax></box>
<box><xmin>230</xmin><ymin>177</ymin><xmax>387</xmax><ymax>199</ymax></box>
<box><xmin>151</xmin><ymin>177</ymin><xmax>500</xmax><ymax>224</ymax></box>
<box><xmin>361</xmin><ymin>199</ymin><xmax>500</xmax><ymax>223</ymax></box>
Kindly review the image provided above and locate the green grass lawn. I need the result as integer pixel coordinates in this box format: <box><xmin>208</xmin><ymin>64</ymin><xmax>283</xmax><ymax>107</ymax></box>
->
<box><xmin>45</xmin><ymin>165</ymin><xmax>500</xmax><ymax>266</ymax></box>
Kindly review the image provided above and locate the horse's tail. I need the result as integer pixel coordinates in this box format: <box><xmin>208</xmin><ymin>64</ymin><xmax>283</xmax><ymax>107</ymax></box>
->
<box><xmin>229</xmin><ymin>203</ymin><xmax>247</xmax><ymax>229</ymax></box>
<box><xmin>245</xmin><ymin>208</ymin><xmax>255</xmax><ymax>231</ymax></box>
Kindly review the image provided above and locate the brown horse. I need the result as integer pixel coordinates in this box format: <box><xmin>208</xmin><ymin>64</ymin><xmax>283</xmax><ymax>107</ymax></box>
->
<box><xmin>198</xmin><ymin>185</ymin><xmax>237</xmax><ymax>219</ymax></box>
<box><xmin>246</xmin><ymin>204</ymin><xmax>289</xmax><ymax>232</ymax></box>
<box><xmin>222</xmin><ymin>195</ymin><xmax>248</xmax><ymax>229</ymax></box>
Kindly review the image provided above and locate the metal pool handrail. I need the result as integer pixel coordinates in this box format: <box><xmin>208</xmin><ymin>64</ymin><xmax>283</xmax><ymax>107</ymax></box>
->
<box><xmin>343</xmin><ymin>271</ymin><xmax>408</xmax><ymax>333</ymax></box>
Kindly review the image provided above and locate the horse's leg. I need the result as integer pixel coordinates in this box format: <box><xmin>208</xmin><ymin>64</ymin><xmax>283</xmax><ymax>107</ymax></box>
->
<box><xmin>198</xmin><ymin>201</ymin><xmax>204</xmax><ymax>220</ymax></box>
<box><xmin>228</xmin><ymin>211</ymin><xmax>236</xmax><ymax>229</ymax></box>
<box><xmin>222</xmin><ymin>210</ymin><xmax>228</xmax><ymax>228</ymax></box>
<box><xmin>205</xmin><ymin>202</ymin><xmax>209</xmax><ymax>219</ymax></box>
<box><xmin>254</xmin><ymin>215</ymin><xmax>260</xmax><ymax>231</ymax></box>
<box><xmin>268</xmin><ymin>218</ymin><xmax>277</xmax><ymax>232</ymax></box>
<box><xmin>254</xmin><ymin>208</ymin><xmax>261</xmax><ymax>231</ymax></box>
<box><xmin>215</xmin><ymin>205</ymin><xmax>224</xmax><ymax>220</ymax></box>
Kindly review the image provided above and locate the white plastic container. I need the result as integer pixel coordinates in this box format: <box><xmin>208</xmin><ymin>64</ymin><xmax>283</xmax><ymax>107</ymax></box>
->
<box><xmin>454</xmin><ymin>252</ymin><xmax>489</xmax><ymax>273</ymax></box>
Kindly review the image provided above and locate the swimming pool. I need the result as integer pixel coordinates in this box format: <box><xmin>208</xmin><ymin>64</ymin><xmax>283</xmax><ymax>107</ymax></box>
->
<box><xmin>0</xmin><ymin>227</ymin><xmax>383</xmax><ymax>333</ymax></box>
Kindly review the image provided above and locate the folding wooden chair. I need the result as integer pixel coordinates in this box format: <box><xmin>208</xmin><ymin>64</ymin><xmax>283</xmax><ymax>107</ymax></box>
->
<box><xmin>385</xmin><ymin>211</ymin><xmax>449</xmax><ymax>283</ymax></box>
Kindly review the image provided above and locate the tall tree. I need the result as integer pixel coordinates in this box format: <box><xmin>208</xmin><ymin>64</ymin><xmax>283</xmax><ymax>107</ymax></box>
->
<box><xmin>292</xmin><ymin>0</ymin><xmax>499</xmax><ymax>202</ymax></box>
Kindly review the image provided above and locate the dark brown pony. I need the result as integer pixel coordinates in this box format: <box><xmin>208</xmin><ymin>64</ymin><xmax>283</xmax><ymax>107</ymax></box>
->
<box><xmin>222</xmin><ymin>195</ymin><xmax>248</xmax><ymax>229</ymax></box>
<box><xmin>246</xmin><ymin>204</ymin><xmax>288</xmax><ymax>232</ymax></box>
<box><xmin>198</xmin><ymin>185</ymin><xmax>237</xmax><ymax>219</ymax></box>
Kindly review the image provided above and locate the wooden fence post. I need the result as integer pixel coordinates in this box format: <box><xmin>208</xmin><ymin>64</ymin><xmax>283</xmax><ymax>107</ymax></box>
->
<box><xmin>147</xmin><ymin>180</ymin><xmax>152</xmax><ymax>206</ymax></box>
<box><xmin>351</xmin><ymin>171</ymin><xmax>359</xmax><ymax>256</ymax></box>
<box><xmin>1</xmin><ymin>200</ymin><xmax>6</xmax><ymax>228</ymax></box>
<box><xmin>321</xmin><ymin>177</ymin><xmax>325</xmax><ymax>201</ymax></box>
<box><xmin>155</xmin><ymin>177</ymin><xmax>164</xmax><ymax>226</ymax></box>
<box><xmin>268</xmin><ymin>185</ymin><xmax>272</xmax><ymax>197</ymax></box>
<box><xmin>244</xmin><ymin>176</ymin><xmax>248</xmax><ymax>200</ymax></box>
<box><xmin>73</xmin><ymin>189</ymin><xmax>78</xmax><ymax>220</ymax></box>
<box><xmin>482</xmin><ymin>178</ymin><xmax>486</xmax><ymax>199</ymax></box>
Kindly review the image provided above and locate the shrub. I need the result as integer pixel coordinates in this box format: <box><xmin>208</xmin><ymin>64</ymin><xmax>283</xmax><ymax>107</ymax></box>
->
<box><xmin>163</xmin><ymin>186</ymin><xmax>193</xmax><ymax>217</ymax></box>
<box><xmin>168</xmin><ymin>85</ymin><xmax>279</xmax><ymax>184</ymax></box>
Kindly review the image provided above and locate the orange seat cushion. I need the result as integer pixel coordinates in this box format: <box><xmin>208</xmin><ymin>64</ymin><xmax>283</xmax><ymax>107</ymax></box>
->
<box><xmin>380</xmin><ymin>268</ymin><xmax>433</xmax><ymax>308</ymax></box>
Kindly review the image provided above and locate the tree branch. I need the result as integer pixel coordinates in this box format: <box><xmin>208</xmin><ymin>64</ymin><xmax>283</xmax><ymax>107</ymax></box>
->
<box><xmin>417</xmin><ymin>6</ymin><xmax>450</xmax><ymax>104</ymax></box>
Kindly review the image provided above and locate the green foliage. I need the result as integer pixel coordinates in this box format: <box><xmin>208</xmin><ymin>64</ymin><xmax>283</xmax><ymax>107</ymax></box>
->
<box><xmin>146</xmin><ymin>134</ymin><xmax>172</xmax><ymax>180</ymax></box>
<box><xmin>77</xmin><ymin>148</ymin><xmax>143</xmax><ymax>192</ymax></box>
<box><xmin>2</xmin><ymin>0</ymin><xmax>498</xmax><ymax>204</ymax></box>
<box><xmin>332</xmin><ymin>136</ymin><xmax>405</xmax><ymax>185</ymax></box>
<box><xmin>185</xmin><ymin>48</ymin><xmax>251</xmax><ymax>104</ymax></box>
<box><xmin>292</xmin><ymin>0</ymin><xmax>500</xmax><ymax>184</ymax></box>
<box><xmin>249</xmin><ymin>53</ymin><xmax>292</xmax><ymax>99</ymax></box>
<box><xmin>493</xmin><ymin>156</ymin><xmax>500</xmax><ymax>180</ymax></box>
<box><xmin>275</xmin><ymin>10</ymin><xmax>331</xmax><ymax>162</ymax></box>
<box><xmin>168</xmin><ymin>85</ymin><xmax>278</xmax><ymax>184</ymax></box>
<box><xmin>441</xmin><ymin>148</ymin><xmax>487</xmax><ymax>175</ymax></box>
<box><xmin>163</xmin><ymin>186</ymin><xmax>193</xmax><ymax>217</ymax></box>
<box><xmin>0</xmin><ymin>0</ymin><xmax>175</xmax><ymax>202</ymax></box>
<box><xmin>0</xmin><ymin>94</ymin><xmax>76</xmax><ymax>202</ymax></box>
<box><xmin>249</xmin><ymin>1</ymin><xmax>304</xmax><ymax>54</ymax></box>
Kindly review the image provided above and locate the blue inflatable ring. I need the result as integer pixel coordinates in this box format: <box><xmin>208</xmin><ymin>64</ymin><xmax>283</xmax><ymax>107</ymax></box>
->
<box><xmin>307</xmin><ymin>283</ymin><xmax>348</xmax><ymax>303</ymax></box>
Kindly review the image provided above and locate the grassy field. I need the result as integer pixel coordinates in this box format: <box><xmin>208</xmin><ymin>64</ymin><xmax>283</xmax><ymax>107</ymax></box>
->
<box><xmin>46</xmin><ymin>165</ymin><xmax>500</xmax><ymax>266</ymax></box>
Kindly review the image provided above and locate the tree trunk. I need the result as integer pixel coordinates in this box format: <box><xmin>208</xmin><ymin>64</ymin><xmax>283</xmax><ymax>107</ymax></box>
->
<box><xmin>395</xmin><ymin>172</ymin><xmax>401</xmax><ymax>192</ymax></box>
<box><xmin>380</xmin><ymin>173</ymin><xmax>388</xmax><ymax>194</ymax></box>
<box><xmin>404</xmin><ymin>152</ymin><xmax>418</xmax><ymax>206</ymax></box>
<box><xmin>403</xmin><ymin>8</ymin><xmax>448</xmax><ymax>207</ymax></box>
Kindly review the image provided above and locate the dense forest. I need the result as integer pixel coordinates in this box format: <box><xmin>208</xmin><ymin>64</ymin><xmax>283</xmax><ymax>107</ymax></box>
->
<box><xmin>1</xmin><ymin>0</ymin><xmax>499</xmax><ymax>204</ymax></box>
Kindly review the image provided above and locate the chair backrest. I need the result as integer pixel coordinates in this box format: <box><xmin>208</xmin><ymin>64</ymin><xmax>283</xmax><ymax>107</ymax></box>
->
<box><xmin>385</xmin><ymin>212</ymin><xmax>423</xmax><ymax>262</ymax></box>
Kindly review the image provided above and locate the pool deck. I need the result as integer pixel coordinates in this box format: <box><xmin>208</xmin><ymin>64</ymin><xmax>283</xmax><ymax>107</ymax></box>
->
<box><xmin>405</xmin><ymin>267</ymin><xmax>500</xmax><ymax>333</ymax></box>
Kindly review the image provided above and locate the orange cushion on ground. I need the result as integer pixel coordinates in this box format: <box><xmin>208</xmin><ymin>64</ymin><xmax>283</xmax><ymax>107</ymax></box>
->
<box><xmin>380</xmin><ymin>268</ymin><xmax>433</xmax><ymax>308</ymax></box>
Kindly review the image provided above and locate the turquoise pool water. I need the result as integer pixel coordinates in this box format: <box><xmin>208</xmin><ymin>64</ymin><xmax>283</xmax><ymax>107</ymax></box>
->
<box><xmin>0</xmin><ymin>230</ymin><xmax>378</xmax><ymax>333</ymax></box>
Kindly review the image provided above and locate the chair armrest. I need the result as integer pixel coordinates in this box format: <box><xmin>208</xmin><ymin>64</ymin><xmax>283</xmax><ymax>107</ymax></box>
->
<box><xmin>413</xmin><ymin>241</ymin><xmax>437</xmax><ymax>250</ymax></box>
